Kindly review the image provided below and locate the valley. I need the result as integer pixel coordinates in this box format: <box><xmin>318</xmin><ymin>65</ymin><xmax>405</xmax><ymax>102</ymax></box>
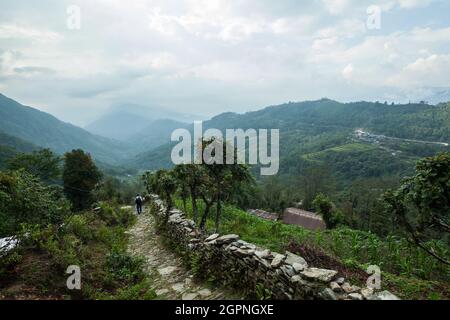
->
<box><xmin>0</xmin><ymin>93</ymin><xmax>449</xmax><ymax>300</ymax></box>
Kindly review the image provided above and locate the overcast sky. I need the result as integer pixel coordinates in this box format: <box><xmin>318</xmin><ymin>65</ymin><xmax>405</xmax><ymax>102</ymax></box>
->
<box><xmin>1</xmin><ymin>0</ymin><xmax>450</xmax><ymax>126</ymax></box>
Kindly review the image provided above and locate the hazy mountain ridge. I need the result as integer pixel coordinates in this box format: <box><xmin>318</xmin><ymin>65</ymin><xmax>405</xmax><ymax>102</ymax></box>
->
<box><xmin>1</xmin><ymin>93</ymin><xmax>449</xmax><ymax>178</ymax></box>
<box><xmin>84</xmin><ymin>104</ymin><xmax>202</xmax><ymax>141</ymax></box>
<box><xmin>0</xmin><ymin>93</ymin><xmax>130</xmax><ymax>164</ymax></box>
<box><xmin>84</xmin><ymin>111</ymin><xmax>152</xmax><ymax>141</ymax></box>
<box><xmin>126</xmin><ymin>118</ymin><xmax>188</xmax><ymax>151</ymax></box>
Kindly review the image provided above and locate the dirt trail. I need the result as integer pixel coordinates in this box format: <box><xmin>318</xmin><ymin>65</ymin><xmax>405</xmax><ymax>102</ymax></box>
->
<box><xmin>126</xmin><ymin>207</ymin><xmax>240</xmax><ymax>300</ymax></box>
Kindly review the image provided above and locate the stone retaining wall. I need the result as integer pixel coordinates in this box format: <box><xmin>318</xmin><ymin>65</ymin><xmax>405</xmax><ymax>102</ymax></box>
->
<box><xmin>149</xmin><ymin>194</ymin><xmax>399</xmax><ymax>300</ymax></box>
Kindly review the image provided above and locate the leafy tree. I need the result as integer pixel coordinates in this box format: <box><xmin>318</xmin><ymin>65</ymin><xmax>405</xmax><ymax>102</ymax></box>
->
<box><xmin>95</xmin><ymin>176</ymin><xmax>121</xmax><ymax>202</ymax></box>
<box><xmin>198</xmin><ymin>173</ymin><xmax>216</xmax><ymax>232</ymax></box>
<box><xmin>63</xmin><ymin>149</ymin><xmax>102</xmax><ymax>211</ymax></box>
<box><xmin>156</xmin><ymin>169</ymin><xmax>177</xmax><ymax>221</ymax></box>
<box><xmin>173</xmin><ymin>165</ymin><xmax>193</xmax><ymax>215</ymax></box>
<box><xmin>142</xmin><ymin>171</ymin><xmax>158</xmax><ymax>195</ymax></box>
<box><xmin>7</xmin><ymin>148</ymin><xmax>61</xmax><ymax>183</ymax></box>
<box><xmin>313</xmin><ymin>193</ymin><xmax>343</xmax><ymax>229</ymax></box>
<box><xmin>0</xmin><ymin>170</ymin><xmax>70</xmax><ymax>236</ymax></box>
<box><xmin>382</xmin><ymin>152</ymin><xmax>450</xmax><ymax>265</ymax></box>
<box><xmin>300</xmin><ymin>165</ymin><xmax>336</xmax><ymax>210</ymax></box>
<box><xmin>201</xmin><ymin>138</ymin><xmax>254</xmax><ymax>232</ymax></box>
<box><xmin>180</xmin><ymin>164</ymin><xmax>205</xmax><ymax>224</ymax></box>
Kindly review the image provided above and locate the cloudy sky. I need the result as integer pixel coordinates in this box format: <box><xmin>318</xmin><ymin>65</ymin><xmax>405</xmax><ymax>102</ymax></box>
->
<box><xmin>1</xmin><ymin>0</ymin><xmax>450</xmax><ymax>126</ymax></box>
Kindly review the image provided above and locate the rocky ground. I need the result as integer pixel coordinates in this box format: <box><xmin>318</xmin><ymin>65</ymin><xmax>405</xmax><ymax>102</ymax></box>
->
<box><xmin>126</xmin><ymin>207</ymin><xmax>241</xmax><ymax>300</ymax></box>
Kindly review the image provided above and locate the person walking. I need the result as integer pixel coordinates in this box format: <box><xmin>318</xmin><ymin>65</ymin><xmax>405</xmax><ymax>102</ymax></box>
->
<box><xmin>135</xmin><ymin>194</ymin><xmax>143</xmax><ymax>215</ymax></box>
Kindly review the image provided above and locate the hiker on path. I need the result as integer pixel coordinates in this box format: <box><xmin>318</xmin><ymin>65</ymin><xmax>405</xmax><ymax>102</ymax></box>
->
<box><xmin>135</xmin><ymin>194</ymin><xmax>143</xmax><ymax>215</ymax></box>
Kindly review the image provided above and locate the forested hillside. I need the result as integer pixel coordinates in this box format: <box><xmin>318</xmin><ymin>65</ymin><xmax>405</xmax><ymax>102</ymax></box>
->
<box><xmin>129</xmin><ymin>99</ymin><xmax>450</xmax><ymax>178</ymax></box>
<box><xmin>0</xmin><ymin>94</ymin><xmax>130</xmax><ymax>164</ymax></box>
<box><xmin>0</xmin><ymin>133</ymin><xmax>39</xmax><ymax>169</ymax></box>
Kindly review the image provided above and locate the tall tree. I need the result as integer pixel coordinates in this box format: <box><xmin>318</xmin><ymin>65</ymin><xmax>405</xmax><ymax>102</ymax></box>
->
<box><xmin>0</xmin><ymin>170</ymin><xmax>70</xmax><ymax>237</ymax></box>
<box><xmin>300</xmin><ymin>165</ymin><xmax>335</xmax><ymax>210</ymax></box>
<box><xmin>173</xmin><ymin>165</ymin><xmax>189</xmax><ymax>215</ymax></box>
<box><xmin>184</xmin><ymin>165</ymin><xmax>206</xmax><ymax>224</ymax></box>
<box><xmin>156</xmin><ymin>169</ymin><xmax>177</xmax><ymax>222</ymax></box>
<box><xmin>201</xmin><ymin>138</ymin><xmax>254</xmax><ymax>232</ymax></box>
<box><xmin>7</xmin><ymin>148</ymin><xmax>61</xmax><ymax>183</ymax></box>
<box><xmin>63</xmin><ymin>149</ymin><xmax>102</xmax><ymax>211</ymax></box>
<box><xmin>142</xmin><ymin>171</ymin><xmax>158</xmax><ymax>195</ymax></box>
<box><xmin>313</xmin><ymin>193</ymin><xmax>343</xmax><ymax>229</ymax></box>
<box><xmin>382</xmin><ymin>152</ymin><xmax>450</xmax><ymax>265</ymax></box>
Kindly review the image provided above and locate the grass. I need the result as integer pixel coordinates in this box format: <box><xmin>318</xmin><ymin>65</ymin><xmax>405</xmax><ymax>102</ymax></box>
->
<box><xmin>176</xmin><ymin>199</ymin><xmax>449</xmax><ymax>300</ymax></box>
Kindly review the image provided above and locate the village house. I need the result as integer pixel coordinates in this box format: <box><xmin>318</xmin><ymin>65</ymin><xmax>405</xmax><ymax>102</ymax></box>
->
<box><xmin>247</xmin><ymin>209</ymin><xmax>278</xmax><ymax>221</ymax></box>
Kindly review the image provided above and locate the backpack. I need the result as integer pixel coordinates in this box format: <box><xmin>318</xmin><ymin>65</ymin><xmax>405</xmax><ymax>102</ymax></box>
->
<box><xmin>135</xmin><ymin>196</ymin><xmax>143</xmax><ymax>205</ymax></box>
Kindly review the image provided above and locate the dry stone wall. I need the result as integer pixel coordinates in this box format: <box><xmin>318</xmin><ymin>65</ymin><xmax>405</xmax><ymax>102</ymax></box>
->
<box><xmin>149</xmin><ymin>194</ymin><xmax>399</xmax><ymax>301</ymax></box>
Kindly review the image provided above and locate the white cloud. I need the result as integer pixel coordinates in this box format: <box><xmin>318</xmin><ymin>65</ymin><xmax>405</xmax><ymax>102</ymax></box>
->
<box><xmin>397</xmin><ymin>0</ymin><xmax>433</xmax><ymax>9</ymax></box>
<box><xmin>0</xmin><ymin>0</ymin><xmax>449</xmax><ymax>125</ymax></box>
<box><xmin>321</xmin><ymin>0</ymin><xmax>351</xmax><ymax>15</ymax></box>
<box><xmin>388</xmin><ymin>54</ymin><xmax>450</xmax><ymax>86</ymax></box>
<box><xmin>342</xmin><ymin>64</ymin><xmax>354</xmax><ymax>80</ymax></box>
<box><xmin>0</xmin><ymin>24</ymin><xmax>61</xmax><ymax>42</ymax></box>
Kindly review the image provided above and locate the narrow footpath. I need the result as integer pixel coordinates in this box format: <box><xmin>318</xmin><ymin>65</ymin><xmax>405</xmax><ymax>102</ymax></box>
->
<box><xmin>126</xmin><ymin>207</ymin><xmax>241</xmax><ymax>300</ymax></box>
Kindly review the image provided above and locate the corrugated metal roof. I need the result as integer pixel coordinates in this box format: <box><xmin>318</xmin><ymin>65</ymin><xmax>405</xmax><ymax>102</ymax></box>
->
<box><xmin>282</xmin><ymin>208</ymin><xmax>326</xmax><ymax>230</ymax></box>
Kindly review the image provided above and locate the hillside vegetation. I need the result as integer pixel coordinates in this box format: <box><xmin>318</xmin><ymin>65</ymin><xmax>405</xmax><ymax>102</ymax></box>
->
<box><xmin>175</xmin><ymin>199</ymin><xmax>449</xmax><ymax>300</ymax></box>
<box><xmin>0</xmin><ymin>94</ymin><xmax>130</xmax><ymax>164</ymax></box>
<box><xmin>130</xmin><ymin>99</ymin><xmax>449</xmax><ymax>175</ymax></box>
<box><xmin>0</xmin><ymin>148</ymin><xmax>154</xmax><ymax>300</ymax></box>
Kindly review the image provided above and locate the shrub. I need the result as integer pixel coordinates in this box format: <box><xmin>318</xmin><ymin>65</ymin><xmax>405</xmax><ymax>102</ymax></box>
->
<box><xmin>0</xmin><ymin>170</ymin><xmax>70</xmax><ymax>237</ymax></box>
<box><xmin>105</xmin><ymin>252</ymin><xmax>146</xmax><ymax>283</ymax></box>
<box><xmin>97</xmin><ymin>203</ymin><xmax>135</xmax><ymax>227</ymax></box>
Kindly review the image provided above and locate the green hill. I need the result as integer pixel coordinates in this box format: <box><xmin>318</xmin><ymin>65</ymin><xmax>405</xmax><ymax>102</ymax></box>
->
<box><xmin>0</xmin><ymin>93</ymin><xmax>131</xmax><ymax>164</ymax></box>
<box><xmin>128</xmin><ymin>100</ymin><xmax>450</xmax><ymax>184</ymax></box>
<box><xmin>0</xmin><ymin>132</ymin><xmax>39</xmax><ymax>169</ymax></box>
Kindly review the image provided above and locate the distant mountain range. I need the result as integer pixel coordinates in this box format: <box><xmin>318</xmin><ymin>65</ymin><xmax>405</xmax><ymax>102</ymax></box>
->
<box><xmin>128</xmin><ymin>99</ymin><xmax>450</xmax><ymax>184</ymax></box>
<box><xmin>1</xmin><ymin>93</ymin><xmax>449</xmax><ymax>182</ymax></box>
<box><xmin>84</xmin><ymin>110</ymin><xmax>188</xmax><ymax>150</ymax></box>
<box><xmin>84</xmin><ymin>111</ymin><xmax>153</xmax><ymax>141</ymax></box>
<box><xmin>0</xmin><ymin>93</ymin><xmax>193</xmax><ymax>168</ymax></box>
<box><xmin>84</xmin><ymin>104</ymin><xmax>201</xmax><ymax>141</ymax></box>
<box><xmin>0</xmin><ymin>93</ymin><xmax>130</xmax><ymax>164</ymax></box>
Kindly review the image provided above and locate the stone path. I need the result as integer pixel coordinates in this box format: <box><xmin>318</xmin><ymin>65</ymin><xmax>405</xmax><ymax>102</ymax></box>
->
<box><xmin>126</xmin><ymin>207</ymin><xmax>240</xmax><ymax>300</ymax></box>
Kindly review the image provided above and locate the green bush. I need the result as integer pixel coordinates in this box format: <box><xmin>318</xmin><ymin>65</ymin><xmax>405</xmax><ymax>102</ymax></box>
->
<box><xmin>105</xmin><ymin>252</ymin><xmax>146</xmax><ymax>283</ymax></box>
<box><xmin>0</xmin><ymin>170</ymin><xmax>70</xmax><ymax>237</ymax></box>
<box><xmin>97</xmin><ymin>203</ymin><xmax>135</xmax><ymax>227</ymax></box>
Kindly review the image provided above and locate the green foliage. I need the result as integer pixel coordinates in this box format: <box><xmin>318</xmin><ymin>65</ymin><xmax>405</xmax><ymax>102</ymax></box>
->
<box><xmin>313</xmin><ymin>193</ymin><xmax>344</xmax><ymax>229</ymax></box>
<box><xmin>107</xmin><ymin>280</ymin><xmax>157</xmax><ymax>300</ymax></box>
<box><xmin>382</xmin><ymin>152</ymin><xmax>450</xmax><ymax>265</ymax></box>
<box><xmin>0</xmin><ymin>93</ymin><xmax>129</xmax><ymax>165</ymax></box>
<box><xmin>1</xmin><ymin>203</ymin><xmax>154</xmax><ymax>300</ymax></box>
<box><xmin>7</xmin><ymin>148</ymin><xmax>61</xmax><ymax>183</ymax></box>
<box><xmin>0</xmin><ymin>133</ymin><xmax>39</xmax><ymax>170</ymax></box>
<box><xmin>96</xmin><ymin>203</ymin><xmax>136</xmax><ymax>227</ymax></box>
<box><xmin>144</xmin><ymin>169</ymin><xmax>179</xmax><ymax>223</ymax></box>
<box><xmin>63</xmin><ymin>149</ymin><xmax>102</xmax><ymax>211</ymax></box>
<box><xmin>95</xmin><ymin>175</ymin><xmax>144</xmax><ymax>204</ymax></box>
<box><xmin>176</xmin><ymin>199</ymin><xmax>449</xmax><ymax>299</ymax></box>
<box><xmin>0</xmin><ymin>170</ymin><xmax>70</xmax><ymax>237</ymax></box>
<box><xmin>105</xmin><ymin>252</ymin><xmax>146</xmax><ymax>283</ymax></box>
<box><xmin>255</xmin><ymin>283</ymin><xmax>272</xmax><ymax>300</ymax></box>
